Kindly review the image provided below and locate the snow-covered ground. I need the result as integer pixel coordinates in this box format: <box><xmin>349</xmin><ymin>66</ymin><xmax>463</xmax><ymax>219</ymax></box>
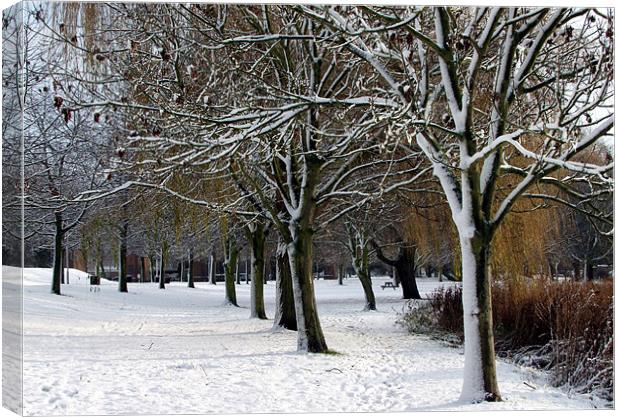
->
<box><xmin>3</xmin><ymin>266</ymin><xmax>603</xmax><ymax>415</ymax></box>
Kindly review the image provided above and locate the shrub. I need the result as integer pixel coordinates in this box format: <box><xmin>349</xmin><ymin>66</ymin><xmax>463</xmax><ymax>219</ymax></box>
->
<box><xmin>400</xmin><ymin>278</ymin><xmax>614</xmax><ymax>402</ymax></box>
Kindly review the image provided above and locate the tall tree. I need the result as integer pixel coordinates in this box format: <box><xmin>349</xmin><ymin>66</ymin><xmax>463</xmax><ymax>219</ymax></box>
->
<box><xmin>345</xmin><ymin>222</ymin><xmax>376</xmax><ymax>311</ymax></box>
<box><xmin>306</xmin><ymin>6</ymin><xmax>614</xmax><ymax>401</ymax></box>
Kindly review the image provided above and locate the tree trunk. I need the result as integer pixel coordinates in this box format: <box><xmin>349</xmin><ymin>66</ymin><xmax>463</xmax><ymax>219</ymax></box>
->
<box><xmin>51</xmin><ymin>212</ymin><xmax>64</xmax><ymax>295</ymax></box>
<box><xmin>248</xmin><ymin>225</ymin><xmax>267</xmax><ymax>319</ymax></box>
<box><xmin>287</xmin><ymin>225</ymin><xmax>328</xmax><ymax>353</ymax></box>
<box><xmin>585</xmin><ymin>260</ymin><xmax>594</xmax><ymax>281</ymax></box>
<box><xmin>209</xmin><ymin>251</ymin><xmax>216</xmax><ymax>284</ymax></box>
<box><xmin>337</xmin><ymin>264</ymin><xmax>343</xmax><ymax>285</ymax></box>
<box><xmin>459</xmin><ymin>234</ymin><xmax>500</xmax><ymax>402</ymax></box>
<box><xmin>60</xmin><ymin>247</ymin><xmax>65</xmax><ymax>285</ymax></box>
<box><xmin>573</xmin><ymin>260</ymin><xmax>582</xmax><ymax>281</ymax></box>
<box><xmin>139</xmin><ymin>257</ymin><xmax>146</xmax><ymax>283</ymax></box>
<box><xmin>245</xmin><ymin>259</ymin><xmax>250</xmax><ymax>284</ymax></box>
<box><xmin>350</xmin><ymin>233</ymin><xmax>376</xmax><ymax>310</ymax></box>
<box><xmin>188</xmin><ymin>249</ymin><xmax>195</xmax><ymax>288</ymax></box>
<box><xmin>96</xmin><ymin>256</ymin><xmax>104</xmax><ymax>279</ymax></box>
<box><xmin>395</xmin><ymin>256</ymin><xmax>422</xmax><ymax>299</ymax></box>
<box><xmin>118</xmin><ymin>220</ymin><xmax>128</xmax><ymax>293</ymax></box>
<box><xmin>274</xmin><ymin>239</ymin><xmax>297</xmax><ymax>330</ymax></box>
<box><xmin>374</xmin><ymin>242</ymin><xmax>421</xmax><ymax>299</ymax></box>
<box><xmin>223</xmin><ymin>238</ymin><xmax>239</xmax><ymax>306</ymax></box>
<box><xmin>149</xmin><ymin>255</ymin><xmax>155</xmax><ymax>282</ymax></box>
<box><xmin>235</xmin><ymin>257</ymin><xmax>240</xmax><ymax>285</ymax></box>
<box><xmin>159</xmin><ymin>246</ymin><xmax>166</xmax><ymax>289</ymax></box>
<box><xmin>356</xmin><ymin>267</ymin><xmax>376</xmax><ymax>310</ymax></box>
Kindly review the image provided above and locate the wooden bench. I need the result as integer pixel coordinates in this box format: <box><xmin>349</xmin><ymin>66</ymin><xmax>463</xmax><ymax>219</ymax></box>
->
<box><xmin>381</xmin><ymin>282</ymin><xmax>398</xmax><ymax>290</ymax></box>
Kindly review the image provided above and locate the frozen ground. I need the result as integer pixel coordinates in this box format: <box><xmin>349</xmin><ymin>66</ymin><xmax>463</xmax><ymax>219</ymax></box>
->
<box><xmin>3</xmin><ymin>266</ymin><xmax>603</xmax><ymax>415</ymax></box>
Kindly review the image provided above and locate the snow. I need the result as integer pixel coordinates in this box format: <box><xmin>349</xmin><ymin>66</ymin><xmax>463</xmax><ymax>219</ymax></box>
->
<box><xmin>3</xmin><ymin>266</ymin><xmax>602</xmax><ymax>415</ymax></box>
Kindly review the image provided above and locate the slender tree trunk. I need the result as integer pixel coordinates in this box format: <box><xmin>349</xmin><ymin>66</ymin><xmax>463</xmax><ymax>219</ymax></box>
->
<box><xmin>337</xmin><ymin>264</ymin><xmax>344</xmax><ymax>285</ymax></box>
<box><xmin>274</xmin><ymin>238</ymin><xmax>297</xmax><ymax>330</ymax></box>
<box><xmin>209</xmin><ymin>251</ymin><xmax>217</xmax><ymax>285</ymax></box>
<box><xmin>139</xmin><ymin>257</ymin><xmax>145</xmax><ymax>283</ymax></box>
<box><xmin>118</xmin><ymin>220</ymin><xmax>128</xmax><ymax>293</ymax></box>
<box><xmin>98</xmin><ymin>259</ymin><xmax>106</xmax><ymax>279</ymax></box>
<box><xmin>585</xmin><ymin>260</ymin><xmax>594</xmax><ymax>281</ymax></box>
<box><xmin>159</xmin><ymin>246</ymin><xmax>166</xmax><ymax>289</ymax></box>
<box><xmin>51</xmin><ymin>212</ymin><xmax>64</xmax><ymax>295</ymax></box>
<box><xmin>188</xmin><ymin>249</ymin><xmax>195</xmax><ymax>288</ymax></box>
<box><xmin>459</xmin><ymin>233</ymin><xmax>500</xmax><ymax>402</ymax></box>
<box><xmin>235</xmin><ymin>257</ymin><xmax>240</xmax><ymax>285</ymax></box>
<box><xmin>349</xmin><ymin>232</ymin><xmax>376</xmax><ymax>310</ymax></box>
<box><xmin>248</xmin><ymin>224</ymin><xmax>267</xmax><ymax>319</ymax></box>
<box><xmin>245</xmin><ymin>259</ymin><xmax>250</xmax><ymax>284</ymax></box>
<box><xmin>224</xmin><ymin>238</ymin><xmax>239</xmax><ymax>306</ymax></box>
<box><xmin>573</xmin><ymin>260</ymin><xmax>582</xmax><ymax>281</ymax></box>
<box><xmin>287</xmin><ymin>225</ymin><xmax>328</xmax><ymax>353</ymax></box>
<box><xmin>355</xmin><ymin>266</ymin><xmax>376</xmax><ymax>310</ymax></box>
<box><xmin>60</xmin><ymin>247</ymin><xmax>65</xmax><ymax>285</ymax></box>
<box><xmin>96</xmin><ymin>256</ymin><xmax>103</xmax><ymax>279</ymax></box>
<box><xmin>149</xmin><ymin>255</ymin><xmax>155</xmax><ymax>282</ymax></box>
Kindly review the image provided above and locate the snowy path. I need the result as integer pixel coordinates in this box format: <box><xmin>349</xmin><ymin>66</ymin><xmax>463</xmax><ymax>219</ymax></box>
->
<box><xmin>5</xmin><ymin>266</ymin><xmax>598</xmax><ymax>414</ymax></box>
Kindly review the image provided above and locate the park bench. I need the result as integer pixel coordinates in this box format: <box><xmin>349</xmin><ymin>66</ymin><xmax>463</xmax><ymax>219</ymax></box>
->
<box><xmin>381</xmin><ymin>282</ymin><xmax>398</xmax><ymax>290</ymax></box>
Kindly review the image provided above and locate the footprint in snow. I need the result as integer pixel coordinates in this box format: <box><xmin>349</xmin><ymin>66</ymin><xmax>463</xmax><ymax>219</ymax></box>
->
<box><xmin>63</xmin><ymin>388</ymin><xmax>79</xmax><ymax>397</ymax></box>
<box><xmin>169</xmin><ymin>363</ymin><xmax>194</xmax><ymax>370</ymax></box>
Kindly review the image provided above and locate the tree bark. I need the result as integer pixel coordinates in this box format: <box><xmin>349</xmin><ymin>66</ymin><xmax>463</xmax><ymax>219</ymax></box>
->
<box><xmin>187</xmin><ymin>249</ymin><xmax>195</xmax><ymax>288</ymax></box>
<box><xmin>149</xmin><ymin>255</ymin><xmax>155</xmax><ymax>282</ymax></box>
<box><xmin>585</xmin><ymin>260</ymin><xmax>594</xmax><ymax>281</ymax></box>
<box><xmin>96</xmin><ymin>256</ymin><xmax>104</xmax><ymax>280</ymax></box>
<box><xmin>139</xmin><ymin>257</ymin><xmax>146</xmax><ymax>283</ymax></box>
<box><xmin>287</xmin><ymin>224</ymin><xmax>328</xmax><ymax>352</ymax></box>
<box><xmin>247</xmin><ymin>224</ymin><xmax>267</xmax><ymax>319</ymax></box>
<box><xmin>159</xmin><ymin>245</ymin><xmax>166</xmax><ymax>289</ymax></box>
<box><xmin>235</xmin><ymin>257</ymin><xmax>240</xmax><ymax>285</ymax></box>
<box><xmin>209</xmin><ymin>251</ymin><xmax>217</xmax><ymax>285</ymax></box>
<box><xmin>274</xmin><ymin>238</ymin><xmax>297</xmax><ymax>330</ymax></box>
<box><xmin>573</xmin><ymin>260</ymin><xmax>582</xmax><ymax>281</ymax></box>
<box><xmin>373</xmin><ymin>242</ymin><xmax>421</xmax><ymax>299</ymax></box>
<box><xmin>355</xmin><ymin>265</ymin><xmax>376</xmax><ymax>311</ymax></box>
<box><xmin>118</xmin><ymin>219</ymin><xmax>128</xmax><ymax>293</ymax></box>
<box><xmin>60</xmin><ymin>247</ymin><xmax>65</xmax><ymax>285</ymax></box>
<box><xmin>459</xmin><ymin>234</ymin><xmax>500</xmax><ymax>402</ymax></box>
<box><xmin>223</xmin><ymin>238</ymin><xmax>239</xmax><ymax>306</ymax></box>
<box><xmin>349</xmin><ymin>229</ymin><xmax>376</xmax><ymax>310</ymax></box>
<box><xmin>51</xmin><ymin>212</ymin><xmax>64</xmax><ymax>295</ymax></box>
<box><xmin>397</xmin><ymin>250</ymin><xmax>422</xmax><ymax>300</ymax></box>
